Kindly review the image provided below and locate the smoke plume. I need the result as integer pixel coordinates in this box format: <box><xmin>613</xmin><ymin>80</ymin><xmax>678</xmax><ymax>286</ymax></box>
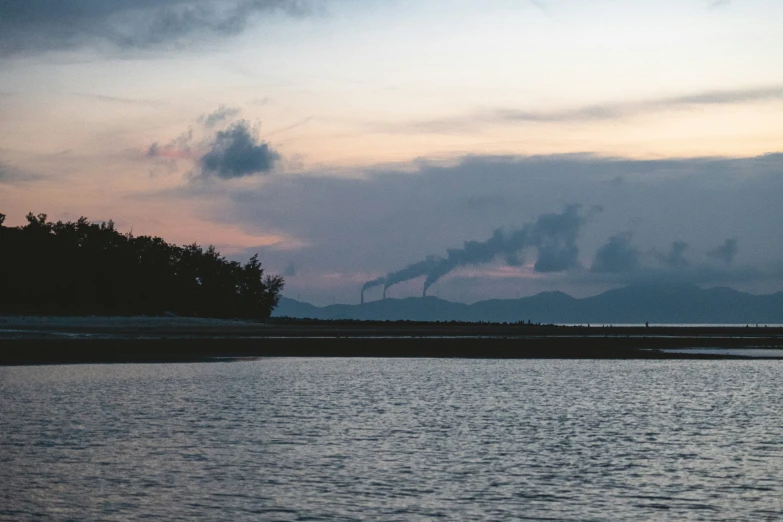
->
<box><xmin>384</xmin><ymin>256</ymin><xmax>441</xmax><ymax>294</ymax></box>
<box><xmin>362</xmin><ymin>205</ymin><xmax>589</xmax><ymax>299</ymax></box>
<box><xmin>421</xmin><ymin>228</ymin><xmax>530</xmax><ymax>296</ymax></box>
<box><xmin>360</xmin><ymin>276</ymin><xmax>385</xmax><ymax>304</ymax></box>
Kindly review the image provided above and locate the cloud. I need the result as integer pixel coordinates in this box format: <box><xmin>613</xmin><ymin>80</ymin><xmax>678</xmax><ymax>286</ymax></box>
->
<box><xmin>283</xmin><ymin>261</ymin><xmax>298</xmax><ymax>276</ymax></box>
<box><xmin>460</xmin><ymin>194</ymin><xmax>507</xmax><ymax>213</ymax></box>
<box><xmin>147</xmin><ymin>143</ymin><xmax>162</xmax><ymax>157</ymax></box>
<box><xmin>145</xmin><ymin>110</ymin><xmax>280</xmax><ymax>178</ymax></box>
<box><xmin>147</xmin><ymin>129</ymin><xmax>195</xmax><ymax>159</ymax></box>
<box><xmin>200</xmin><ymin>106</ymin><xmax>241</xmax><ymax>128</ymax></box>
<box><xmin>198</xmin><ymin>120</ymin><xmax>279</xmax><ymax>179</ymax></box>
<box><xmin>708</xmin><ymin>238</ymin><xmax>738</xmax><ymax>264</ymax></box>
<box><xmin>389</xmin><ymin>86</ymin><xmax>783</xmax><ymax>134</ymax></box>
<box><xmin>592</xmin><ymin>232</ymin><xmax>640</xmax><ymax>273</ymax></box>
<box><xmin>659</xmin><ymin>241</ymin><xmax>690</xmax><ymax>268</ymax></box>
<box><xmin>528</xmin><ymin>1</ymin><xmax>549</xmax><ymax>15</ymax></box>
<box><xmin>265</xmin><ymin>117</ymin><xmax>314</xmax><ymax>137</ymax></box>
<box><xmin>529</xmin><ymin>205</ymin><xmax>584</xmax><ymax>273</ymax></box>
<box><xmin>590</xmin><ymin>236</ymin><xmax>749</xmax><ymax>284</ymax></box>
<box><xmin>170</xmin><ymin>152</ymin><xmax>783</xmax><ymax>304</ymax></box>
<box><xmin>0</xmin><ymin>0</ymin><xmax>310</xmax><ymax>57</ymax></box>
<box><xmin>572</xmin><ymin>262</ymin><xmax>767</xmax><ymax>291</ymax></box>
<box><xmin>75</xmin><ymin>93</ymin><xmax>166</xmax><ymax>107</ymax></box>
<box><xmin>0</xmin><ymin>161</ymin><xmax>42</xmax><ymax>185</ymax></box>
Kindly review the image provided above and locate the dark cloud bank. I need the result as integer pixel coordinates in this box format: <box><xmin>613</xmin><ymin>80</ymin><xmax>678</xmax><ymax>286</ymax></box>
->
<box><xmin>0</xmin><ymin>0</ymin><xmax>309</xmax><ymax>56</ymax></box>
<box><xmin>194</xmin><ymin>152</ymin><xmax>782</xmax><ymax>304</ymax></box>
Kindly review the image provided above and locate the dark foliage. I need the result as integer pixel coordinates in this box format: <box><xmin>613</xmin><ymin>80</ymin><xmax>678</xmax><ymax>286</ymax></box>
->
<box><xmin>0</xmin><ymin>213</ymin><xmax>284</xmax><ymax>318</ymax></box>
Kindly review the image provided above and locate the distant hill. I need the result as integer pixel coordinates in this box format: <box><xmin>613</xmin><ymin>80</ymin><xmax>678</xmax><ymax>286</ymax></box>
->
<box><xmin>273</xmin><ymin>284</ymin><xmax>783</xmax><ymax>324</ymax></box>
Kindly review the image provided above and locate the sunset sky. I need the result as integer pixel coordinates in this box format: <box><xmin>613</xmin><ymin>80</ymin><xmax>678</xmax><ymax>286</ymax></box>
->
<box><xmin>2</xmin><ymin>0</ymin><xmax>782</xmax><ymax>305</ymax></box>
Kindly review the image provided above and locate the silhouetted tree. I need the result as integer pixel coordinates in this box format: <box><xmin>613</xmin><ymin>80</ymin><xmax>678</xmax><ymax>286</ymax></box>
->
<box><xmin>0</xmin><ymin>212</ymin><xmax>283</xmax><ymax>318</ymax></box>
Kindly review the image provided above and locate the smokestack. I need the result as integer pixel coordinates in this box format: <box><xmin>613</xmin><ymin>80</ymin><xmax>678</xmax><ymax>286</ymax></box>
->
<box><xmin>382</xmin><ymin>287</ymin><xmax>387</xmax><ymax>299</ymax></box>
<box><xmin>361</xmin><ymin>290</ymin><xmax>364</xmax><ymax>305</ymax></box>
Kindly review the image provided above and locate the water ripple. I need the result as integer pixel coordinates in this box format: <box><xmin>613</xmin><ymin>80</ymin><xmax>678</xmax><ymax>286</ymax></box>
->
<box><xmin>1</xmin><ymin>358</ymin><xmax>782</xmax><ymax>520</ymax></box>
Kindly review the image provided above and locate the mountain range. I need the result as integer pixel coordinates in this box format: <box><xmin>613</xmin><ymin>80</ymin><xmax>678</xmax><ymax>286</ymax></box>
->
<box><xmin>273</xmin><ymin>284</ymin><xmax>783</xmax><ymax>324</ymax></box>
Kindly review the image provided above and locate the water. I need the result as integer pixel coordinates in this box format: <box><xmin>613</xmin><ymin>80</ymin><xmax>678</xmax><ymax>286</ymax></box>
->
<box><xmin>656</xmin><ymin>348</ymin><xmax>783</xmax><ymax>358</ymax></box>
<box><xmin>2</xmin><ymin>359</ymin><xmax>782</xmax><ymax>521</ymax></box>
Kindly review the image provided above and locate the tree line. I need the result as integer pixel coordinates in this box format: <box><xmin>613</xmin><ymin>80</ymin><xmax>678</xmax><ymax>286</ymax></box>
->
<box><xmin>0</xmin><ymin>212</ymin><xmax>284</xmax><ymax>318</ymax></box>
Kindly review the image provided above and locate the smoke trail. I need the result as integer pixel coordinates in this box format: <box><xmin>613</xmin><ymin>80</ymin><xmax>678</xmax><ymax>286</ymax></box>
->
<box><xmin>383</xmin><ymin>256</ymin><xmax>441</xmax><ymax>294</ymax></box>
<box><xmin>362</xmin><ymin>276</ymin><xmax>386</xmax><ymax>292</ymax></box>
<box><xmin>421</xmin><ymin>227</ymin><xmax>530</xmax><ymax>295</ymax></box>
<box><xmin>360</xmin><ymin>276</ymin><xmax>386</xmax><ymax>304</ymax></box>
<box><xmin>362</xmin><ymin>205</ymin><xmax>589</xmax><ymax>298</ymax></box>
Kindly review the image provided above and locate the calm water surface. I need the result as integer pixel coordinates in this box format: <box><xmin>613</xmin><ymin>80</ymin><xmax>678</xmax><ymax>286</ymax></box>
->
<box><xmin>1</xmin><ymin>358</ymin><xmax>782</xmax><ymax>521</ymax></box>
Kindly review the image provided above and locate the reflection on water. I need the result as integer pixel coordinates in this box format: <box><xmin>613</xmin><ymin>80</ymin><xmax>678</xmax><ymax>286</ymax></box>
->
<box><xmin>1</xmin><ymin>359</ymin><xmax>782</xmax><ymax>520</ymax></box>
<box><xmin>657</xmin><ymin>348</ymin><xmax>783</xmax><ymax>358</ymax></box>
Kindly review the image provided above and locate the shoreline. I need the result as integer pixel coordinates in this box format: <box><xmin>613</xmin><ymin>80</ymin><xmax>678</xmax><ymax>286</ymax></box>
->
<box><xmin>0</xmin><ymin>317</ymin><xmax>783</xmax><ymax>366</ymax></box>
<box><xmin>4</xmin><ymin>337</ymin><xmax>780</xmax><ymax>366</ymax></box>
<box><xmin>2</xmin><ymin>316</ymin><xmax>782</xmax><ymax>365</ymax></box>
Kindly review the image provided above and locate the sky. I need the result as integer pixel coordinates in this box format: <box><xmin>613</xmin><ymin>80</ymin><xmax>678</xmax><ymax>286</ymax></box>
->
<box><xmin>1</xmin><ymin>0</ymin><xmax>782</xmax><ymax>305</ymax></box>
